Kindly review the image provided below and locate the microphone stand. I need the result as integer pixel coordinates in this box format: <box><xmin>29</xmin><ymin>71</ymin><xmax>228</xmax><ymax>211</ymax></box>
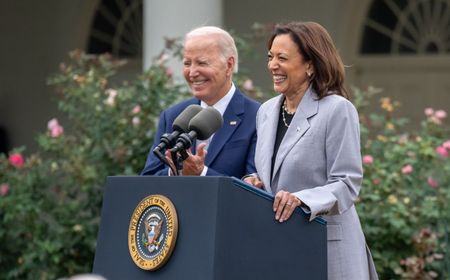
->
<box><xmin>170</xmin><ymin>149</ymin><xmax>189</xmax><ymax>176</ymax></box>
<box><xmin>169</xmin><ymin>151</ymin><xmax>178</xmax><ymax>176</ymax></box>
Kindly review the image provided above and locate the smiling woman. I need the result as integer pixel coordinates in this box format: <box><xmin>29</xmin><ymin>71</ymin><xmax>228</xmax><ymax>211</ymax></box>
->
<box><xmin>244</xmin><ymin>21</ymin><xmax>379</xmax><ymax>280</ymax></box>
<box><xmin>267</xmin><ymin>34</ymin><xmax>311</xmax><ymax>112</ymax></box>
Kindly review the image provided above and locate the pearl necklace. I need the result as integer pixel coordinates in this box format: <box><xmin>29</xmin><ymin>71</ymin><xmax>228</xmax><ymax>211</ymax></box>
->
<box><xmin>281</xmin><ymin>100</ymin><xmax>295</xmax><ymax>128</ymax></box>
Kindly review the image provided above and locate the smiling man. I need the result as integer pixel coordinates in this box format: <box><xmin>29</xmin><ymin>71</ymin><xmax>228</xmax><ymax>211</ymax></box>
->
<box><xmin>141</xmin><ymin>26</ymin><xmax>260</xmax><ymax>178</ymax></box>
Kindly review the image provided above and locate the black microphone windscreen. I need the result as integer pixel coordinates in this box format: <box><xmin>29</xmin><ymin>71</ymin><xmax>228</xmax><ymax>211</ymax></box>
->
<box><xmin>172</xmin><ymin>104</ymin><xmax>202</xmax><ymax>132</ymax></box>
<box><xmin>188</xmin><ymin>107</ymin><xmax>223</xmax><ymax>140</ymax></box>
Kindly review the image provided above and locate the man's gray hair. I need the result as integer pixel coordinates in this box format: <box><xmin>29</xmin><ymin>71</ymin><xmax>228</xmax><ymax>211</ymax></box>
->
<box><xmin>185</xmin><ymin>26</ymin><xmax>239</xmax><ymax>73</ymax></box>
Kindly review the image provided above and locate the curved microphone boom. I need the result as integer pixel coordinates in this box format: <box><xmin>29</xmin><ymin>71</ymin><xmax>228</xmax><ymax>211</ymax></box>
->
<box><xmin>170</xmin><ymin>107</ymin><xmax>224</xmax><ymax>153</ymax></box>
<box><xmin>153</xmin><ymin>104</ymin><xmax>202</xmax><ymax>162</ymax></box>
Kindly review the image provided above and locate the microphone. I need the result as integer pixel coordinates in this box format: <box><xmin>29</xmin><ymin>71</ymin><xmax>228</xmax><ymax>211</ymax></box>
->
<box><xmin>170</xmin><ymin>107</ymin><xmax>224</xmax><ymax>153</ymax></box>
<box><xmin>153</xmin><ymin>104</ymin><xmax>202</xmax><ymax>161</ymax></box>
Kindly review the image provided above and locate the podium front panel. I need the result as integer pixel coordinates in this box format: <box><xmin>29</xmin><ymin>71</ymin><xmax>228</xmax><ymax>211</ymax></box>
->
<box><xmin>214</xmin><ymin>177</ymin><xmax>327</xmax><ymax>279</ymax></box>
<box><xmin>93</xmin><ymin>176</ymin><xmax>327</xmax><ymax>280</ymax></box>
<box><xmin>93</xmin><ymin>176</ymin><xmax>223</xmax><ymax>279</ymax></box>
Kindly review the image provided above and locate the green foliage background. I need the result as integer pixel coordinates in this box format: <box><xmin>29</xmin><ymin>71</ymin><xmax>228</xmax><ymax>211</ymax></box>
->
<box><xmin>0</xmin><ymin>50</ymin><xmax>189</xmax><ymax>279</ymax></box>
<box><xmin>354</xmin><ymin>87</ymin><xmax>450</xmax><ymax>279</ymax></box>
<box><xmin>1</xmin><ymin>45</ymin><xmax>449</xmax><ymax>279</ymax></box>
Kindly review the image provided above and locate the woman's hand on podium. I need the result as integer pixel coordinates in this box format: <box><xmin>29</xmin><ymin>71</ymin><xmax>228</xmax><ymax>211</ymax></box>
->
<box><xmin>273</xmin><ymin>191</ymin><xmax>302</xmax><ymax>223</ymax></box>
<box><xmin>243</xmin><ymin>174</ymin><xmax>264</xmax><ymax>189</ymax></box>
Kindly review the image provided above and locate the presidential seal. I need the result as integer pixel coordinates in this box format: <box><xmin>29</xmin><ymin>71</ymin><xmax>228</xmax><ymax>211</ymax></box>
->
<box><xmin>128</xmin><ymin>194</ymin><xmax>178</xmax><ymax>270</ymax></box>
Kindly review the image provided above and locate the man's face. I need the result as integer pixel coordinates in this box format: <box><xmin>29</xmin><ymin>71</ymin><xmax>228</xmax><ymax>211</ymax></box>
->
<box><xmin>183</xmin><ymin>35</ymin><xmax>233</xmax><ymax>105</ymax></box>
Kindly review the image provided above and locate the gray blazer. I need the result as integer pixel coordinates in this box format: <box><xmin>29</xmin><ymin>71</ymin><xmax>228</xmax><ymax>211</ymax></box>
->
<box><xmin>255</xmin><ymin>87</ymin><xmax>378</xmax><ymax>280</ymax></box>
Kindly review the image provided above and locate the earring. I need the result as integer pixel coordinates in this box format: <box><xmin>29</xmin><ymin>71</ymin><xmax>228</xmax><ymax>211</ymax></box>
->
<box><xmin>306</xmin><ymin>71</ymin><xmax>312</xmax><ymax>77</ymax></box>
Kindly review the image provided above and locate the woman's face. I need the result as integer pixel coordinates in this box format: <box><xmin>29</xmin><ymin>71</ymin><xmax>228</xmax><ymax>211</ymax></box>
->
<box><xmin>267</xmin><ymin>34</ymin><xmax>311</xmax><ymax>98</ymax></box>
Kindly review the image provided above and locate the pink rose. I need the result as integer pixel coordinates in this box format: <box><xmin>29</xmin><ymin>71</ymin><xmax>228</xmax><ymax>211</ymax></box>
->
<box><xmin>435</xmin><ymin>110</ymin><xmax>447</xmax><ymax>120</ymax></box>
<box><xmin>8</xmin><ymin>153</ymin><xmax>24</xmax><ymax>167</ymax></box>
<box><xmin>47</xmin><ymin>118</ymin><xmax>64</xmax><ymax>138</ymax></box>
<box><xmin>131</xmin><ymin>105</ymin><xmax>141</xmax><ymax>114</ymax></box>
<box><xmin>0</xmin><ymin>183</ymin><xmax>9</xmax><ymax>197</ymax></box>
<box><xmin>443</xmin><ymin>140</ymin><xmax>450</xmax><ymax>150</ymax></box>
<box><xmin>132</xmin><ymin>116</ymin><xmax>140</xmax><ymax>126</ymax></box>
<box><xmin>362</xmin><ymin>155</ymin><xmax>374</xmax><ymax>165</ymax></box>
<box><xmin>372</xmin><ymin>178</ymin><xmax>381</xmax><ymax>185</ymax></box>
<box><xmin>47</xmin><ymin>118</ymin><xmax>59</xmax><ymax>130</ymax></box>
<box><xmin>427</xmin><ymin>177</ymin><xmax>439</xmax><ymax>188</ymax></box>
<box><xmin>401</xmin><ymin>164</ymin><xmax>413</xmax><ymax>174</ymax></box>
<box><xmin>436</xmin><ymin>146</ymin><xmax>449</xmax><ymax>158</ymax></box>
<box><xmin>424</xmin><ymin>108</ymin><xmax>434</xmax><ymax>117</ymax></box>
<box><xmin>51</xmin><ymin>125</ymin><xmax>64</xmax><ymax>138</ymax></box>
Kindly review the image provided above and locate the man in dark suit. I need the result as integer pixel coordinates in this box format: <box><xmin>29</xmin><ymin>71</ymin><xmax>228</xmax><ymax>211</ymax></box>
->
<box><xmin>141</xmin><ymin>26</ymin><xmax>260</xmax><ymax>178</ymax></box>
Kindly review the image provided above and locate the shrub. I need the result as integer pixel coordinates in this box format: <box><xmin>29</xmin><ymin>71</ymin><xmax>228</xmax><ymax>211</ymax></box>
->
<box><xmin>0</xmin><ymin>50</ymin><xmax>189</xmax><ymax>279</ymax></box>
<box><xmin>354</xmin><ymin>86</ymin><xmax>450</xmax><ymax>279</ymax></box>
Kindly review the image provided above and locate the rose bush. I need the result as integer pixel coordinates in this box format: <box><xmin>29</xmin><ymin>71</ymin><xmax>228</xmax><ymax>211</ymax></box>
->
<box><xmin>354</xmin><ymin>87</ymin><xmax>450</xmax><ymax>279</ymax></box>
<box><xmin>0</xmin><ymin>49</ymin><xmax>190</xmax><ymax>279</ymax></box>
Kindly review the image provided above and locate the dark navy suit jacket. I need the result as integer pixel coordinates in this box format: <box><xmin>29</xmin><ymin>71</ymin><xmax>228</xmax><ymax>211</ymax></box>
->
<box><xmin>141</xmin><ymin>88</ymin><xmax>260</xmax><ymax>178</ymax></box>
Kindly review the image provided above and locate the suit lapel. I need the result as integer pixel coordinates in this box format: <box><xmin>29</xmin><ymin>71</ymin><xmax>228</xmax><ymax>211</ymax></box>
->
<box><xmin>258</xmin><ymin>96</ymin><xmax>282</xmax><ymax>193</ymax></box>
<box><xmin>205</xmin><ymin>89</ymin><xmax>244</xmax><ymax>166</ymax></box>
<box><xmin>271</xmin><ymin>88</ymin><xmax>318</xmax><ymax>186</ymax></box>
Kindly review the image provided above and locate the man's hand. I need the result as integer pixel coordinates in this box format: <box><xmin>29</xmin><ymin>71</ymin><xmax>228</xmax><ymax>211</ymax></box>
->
<box><xmin>181</xmin><ymin>143</ymin><xmax>208</xmax><ymax>175</ymax></box>
<box><xmin>165</xmin><ymin>143</ymin><xmax>208</xmax><ymax>176</ymax></box>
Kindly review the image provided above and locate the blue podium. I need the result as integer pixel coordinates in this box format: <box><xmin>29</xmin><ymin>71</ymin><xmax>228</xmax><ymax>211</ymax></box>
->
<box><xmin>93</xmin><ymin>176</ymin><xmax>327</xmax><ymax>279</ymax></box>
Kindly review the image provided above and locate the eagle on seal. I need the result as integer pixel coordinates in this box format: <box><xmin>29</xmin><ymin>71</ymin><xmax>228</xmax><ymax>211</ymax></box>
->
<box><xmin>143</xmin><ymin>213</ymin><xmax>164</xmax><ymax>253</ymax></box>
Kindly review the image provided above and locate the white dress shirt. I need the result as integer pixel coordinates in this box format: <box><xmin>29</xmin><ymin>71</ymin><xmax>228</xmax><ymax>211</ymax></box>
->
<box><xmin>197</xmin><ymin>83</ymin><xmax>235</xmax><ymax>175</ymax></box>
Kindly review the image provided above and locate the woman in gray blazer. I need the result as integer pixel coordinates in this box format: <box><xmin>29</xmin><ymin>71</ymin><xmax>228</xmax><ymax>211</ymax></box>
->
<box><xmin>244</xmin><ymin>21</ymin><xmax>378</xmax><ymax>280</ymax></box>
